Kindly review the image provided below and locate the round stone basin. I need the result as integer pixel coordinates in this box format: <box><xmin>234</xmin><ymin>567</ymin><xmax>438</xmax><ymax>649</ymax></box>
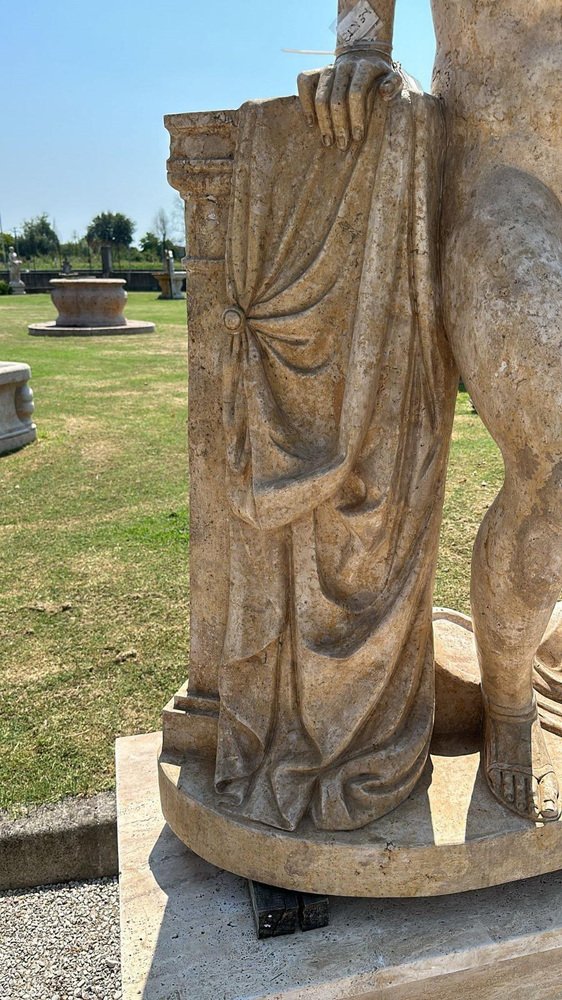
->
<box><xmin>51</xmin><ymin>278</ymin><xmax>127</xmax><ymax>328</ymax></box>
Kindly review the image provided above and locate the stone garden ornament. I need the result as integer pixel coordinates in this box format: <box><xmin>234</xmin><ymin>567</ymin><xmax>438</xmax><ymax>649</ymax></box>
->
<box><xmin>28</xmin><ymin>279</ymin><xmax>155</xmax><ymax>337</ymax></box>
<box><xmin>158</xmin><ymin>0</ymin><xmax>562</xmax><ymax>896</ymax></box>
<box><xmin>0</xmin><ymin>363</ymin><xmax>36</xmax><ymax>456</ymax></box>
<box><xmin>8</xmin><ymin>246</ymin><xmax>25</xmax><ymax>295</ymax></box>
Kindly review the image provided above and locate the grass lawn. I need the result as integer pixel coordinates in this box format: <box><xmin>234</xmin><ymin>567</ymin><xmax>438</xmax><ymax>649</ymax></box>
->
<box><xmin>1</xmin><ymin>293</ymin><xmax>504</xmax><ymax>815</ymax></box>
<box><xmin>1</xmin><ymin>293</ymin><xmax>189</xmax><ymax>814</ymax></box>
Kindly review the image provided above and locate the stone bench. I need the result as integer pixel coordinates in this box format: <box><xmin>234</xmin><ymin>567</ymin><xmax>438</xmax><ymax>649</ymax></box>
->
<box><xmin>0</xmin><ymin>363</ymin><xmax>37</xmax><ymax>456</ymax></box>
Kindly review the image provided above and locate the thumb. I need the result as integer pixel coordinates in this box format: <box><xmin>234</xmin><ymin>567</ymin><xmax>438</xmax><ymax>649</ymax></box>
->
<box><xmin>379</xmin><ymin>70</ymin><xmax>403</xmax><ymax>101</ymax></box>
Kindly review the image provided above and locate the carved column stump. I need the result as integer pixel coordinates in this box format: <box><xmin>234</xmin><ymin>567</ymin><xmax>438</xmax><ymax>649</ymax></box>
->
<box><xmin>161</xmin><ymin>110</ymin><xmax>238</xmax><ymax>755</ymax></box>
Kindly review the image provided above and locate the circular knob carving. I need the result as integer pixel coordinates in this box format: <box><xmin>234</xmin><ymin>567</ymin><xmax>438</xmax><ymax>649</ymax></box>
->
<box><xmin>15</xmin><ymin>383</ymin><xmax>34</xmax><ymax>421</ymax></box>
<box><xmin>222</xmin><ymin>307</ymin><xmax>245</xmax><ymax>333</ymax></box>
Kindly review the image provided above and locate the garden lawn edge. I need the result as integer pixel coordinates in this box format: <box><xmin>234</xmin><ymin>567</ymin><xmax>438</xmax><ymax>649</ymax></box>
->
<box><xmin>0</xmin><ymin>790</ymin><xmax>117</xmax><ymax>890</ymax></box>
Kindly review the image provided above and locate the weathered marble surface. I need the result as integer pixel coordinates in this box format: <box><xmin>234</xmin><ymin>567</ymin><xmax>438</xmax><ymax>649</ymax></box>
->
<box><xmin>121</xmin><ymin>732</ymin><xmax>562</xmax><ymax>1000</ymax></box>
<box><xmin>28</xmin><ymin>278</ymin><xmax>155</xmax><ymax>336</ymax></box>
<box><xmin>433</xmin><ymin>0</ymin><xmax>562</xmax><ymax>824</ymax></box>
<box><xmin>297</xmin><ymin>0</ymin><xmax>562</xmax><ymax>822</ymax></box>
<box><xmin>159</xmin><ymin>0</ymin><xmax>562</xmax><ymax>892</ymax></box>
<box><xmin>0</xmin><ymin>362</ymin><xmax>36</xmax><ymax>456</ymax></box>
<box><xmin>159</xmin><ymin>609</ymin><xmax>562</xmax><ymax>896</ymax></box>
<box><xmin>161</xmin><ymin>89</ymin><xmax>458</xmax><ymax>837</ymax></box>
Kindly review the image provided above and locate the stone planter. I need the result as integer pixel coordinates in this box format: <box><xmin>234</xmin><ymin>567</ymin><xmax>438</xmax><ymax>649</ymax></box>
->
<box><xmin>153</xmin><ymin>271</ymin><xmax>186</xmax><ymax>300</ymax></box>
<box><xmin>28</xmin><ymin>278</ymin><xmax>155</xmax><ymax>337</ymax></box>
<box><xmin>0</xmin><ymin>363</ymin><xmax>37</xmax><ymax>456</ymax></box>
<box><xmin>52</xmin><ymin>278</ymin><xmax>127</xmax><ymax>327</ymax></box>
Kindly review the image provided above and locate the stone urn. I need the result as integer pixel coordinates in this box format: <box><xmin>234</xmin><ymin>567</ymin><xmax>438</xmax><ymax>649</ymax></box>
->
<box><xmin>51</xmin><ymin>278</ymin><xmax>127</xmax><ymax>328</ymax></box>
<box><xmin>153</xmin><ymin>271</ymin><xmax>186</xmax><ymax>300</ymax></box>
<box><xmin>28</xmin><ymin>277</ymin><xmax>155</xmax><ymax>337</ymax></box>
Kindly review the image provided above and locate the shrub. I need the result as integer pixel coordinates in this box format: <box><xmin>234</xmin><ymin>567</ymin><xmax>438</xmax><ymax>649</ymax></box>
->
<box><xmin>0</xmin><ymin>280</ymin><xmax>10</xmax><ymax>295</ymax></box>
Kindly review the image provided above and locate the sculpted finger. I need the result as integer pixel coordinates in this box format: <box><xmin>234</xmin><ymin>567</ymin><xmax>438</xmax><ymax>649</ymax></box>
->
<box><xmin>315</xmin><ymin>67</ymin><xmax>336</xmax><ymax>147</ymax></box>
<box><xmin>348</xmin><ymin>61</ymin><xmax>380</xmax><ymax>142</ymax></box>
<box><xmin>297</xmin><ymin>70</ymin><xmax>320</xmax><ymax>128</ymax></box>
<box><xmin>330</xmin><ymin>61</ymin><xmax>354</xmax><ymax>150</ymax></box>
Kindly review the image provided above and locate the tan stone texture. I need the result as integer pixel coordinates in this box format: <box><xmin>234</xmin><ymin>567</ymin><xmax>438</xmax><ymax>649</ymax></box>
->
<box><xmin>120</xmin><ymin>732</ymin><xmax>562</xmax><ymax>1000</ymax></box>
<box><xmin>158</xmin><ymin>601</ymin><xmax>562</xmax><ymax>895</ymax></box>
<box><xmin>159</xmin><ymin>0</ymin><xmax>562</xmax><ymax>893</ymax></box>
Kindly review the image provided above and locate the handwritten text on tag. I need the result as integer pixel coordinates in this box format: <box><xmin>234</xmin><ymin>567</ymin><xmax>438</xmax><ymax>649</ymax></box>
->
<box><xmin>337</xmin><ymin>1</ymin><xmax>382</xmax><ymax>45</ymax></box>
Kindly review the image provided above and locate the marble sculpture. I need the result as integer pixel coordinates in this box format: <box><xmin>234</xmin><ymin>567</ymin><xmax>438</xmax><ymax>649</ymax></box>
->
<box><xmin>158</xmin><ymin>0</ymin><xmax>562</xmax><ymax>895</ymax></box>
<box><xmin>8</xmin><ymin>247</ymin><xmax>25</xmax><ymax>295</ymax></box>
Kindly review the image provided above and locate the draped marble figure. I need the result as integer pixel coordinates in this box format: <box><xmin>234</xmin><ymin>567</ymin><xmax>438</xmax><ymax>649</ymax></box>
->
<box><xmin>298</xmin><ymin>0</ymin><xmax>562</xmax><ymax>824</ymax></box>
<box><xmin>300</xmin><ymin>0</ymin><xmax>562</xmax><ymax>820</ymax></box>
<box><xmin>215</xmin><ymin>94</ymin><xmax>456</xmax><ymax>831</ymax></box>
<box><xmin>158</xmin><ymin>0</ymin><xmax>562</xmax><ymax>893</ymax></box>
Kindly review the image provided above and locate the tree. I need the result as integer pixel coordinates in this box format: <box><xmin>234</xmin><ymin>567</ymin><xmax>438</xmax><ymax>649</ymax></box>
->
<box><xmin>1</xmin><ymin>232</ymin><xmax>12</xmax><ymax>263</ymax></box>
<box><xmin>18</xmin><ymin>214</ymin><xmax>59</xmax><ymax>260</ymax></box>
<box><xmin>153</xmin><ymin>208</ymin><xmax>170</xmax><ymax>259</ymax></box>
<box><xmin>170</xmin><ymin>195</ymin><xmax>185</xmax><ymax>246</ymax></box>
<box><xmin>86</xmin><ymin>212</ymin><xmax>135</xmax><ymax>265</ymax></box>
<box><xmin>152</xmin><ymin>201</ymin><xmax>186</xmax><ymax>257</ymax></box>
<box><xmin>139</xmin><ymin>230</ymin><xmax>177</xmax><ymax>262</ymax></box>
<box><xmin>139</xmin><ymin>231</ymin><xmax>162</xmax><ymax>259</ymax></box>
<box><xmin>59</xmin><ymin>234</ymin><xmax>91</xmax><ymax>267</ymax></box>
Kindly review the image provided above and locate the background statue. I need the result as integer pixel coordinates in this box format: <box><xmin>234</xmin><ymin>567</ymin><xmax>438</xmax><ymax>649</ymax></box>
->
<box><xmin>299</xmin><ymin>0</ymin><xmax>562</xmax><ymax>822</ymax></box>
<box><xmin>8</xmin><ymin>245</ymin><xmax>26</xmax><ymax>295</ymax></box>
<box><xmin>8</xmin><ymin>246</ymin><xmax>22</xmax><ymax>283</ymax></box>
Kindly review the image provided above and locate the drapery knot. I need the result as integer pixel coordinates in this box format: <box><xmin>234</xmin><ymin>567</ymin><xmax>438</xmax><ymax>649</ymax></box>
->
<box><xmin>222</xmin><ymin>305</ymin><xmax>245</xmax><ymax>334</ymax></box>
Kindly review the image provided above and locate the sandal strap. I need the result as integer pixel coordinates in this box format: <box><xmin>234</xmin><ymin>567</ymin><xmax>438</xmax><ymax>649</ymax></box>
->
<box><xmin>486</xmin><ymin>762</ymin><xmax>556</xmax><ymax>781</ymax></box>
<box><xmin>483</xmin><ymin>690</ymin><xmax>538</xmax><ymax>725</ymax></box>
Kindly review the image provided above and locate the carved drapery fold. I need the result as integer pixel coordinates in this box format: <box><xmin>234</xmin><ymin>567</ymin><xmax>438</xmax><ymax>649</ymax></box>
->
<box><xmin>215</xmin><ymin>93</ymin><xmax>458</xmax><ymax>832</ymax></box>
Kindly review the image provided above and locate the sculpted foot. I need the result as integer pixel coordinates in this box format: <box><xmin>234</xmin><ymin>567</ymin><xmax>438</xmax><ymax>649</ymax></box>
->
<box><xmin>484</xmin><ymin>698</ymin><xmax>560</xmax><ymax>822</ymax></box>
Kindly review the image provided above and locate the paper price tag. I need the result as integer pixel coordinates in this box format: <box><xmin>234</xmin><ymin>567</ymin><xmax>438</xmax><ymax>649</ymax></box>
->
<box><xmin>337</xmin><ymin>1</ymin><xmax>382</xmax><ymax>44</ymax></box>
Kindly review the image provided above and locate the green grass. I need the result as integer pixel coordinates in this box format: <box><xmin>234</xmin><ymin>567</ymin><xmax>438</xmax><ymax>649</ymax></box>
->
<box><xmin>436</xmin><ymin>393</ymin><xmax>504</xmax><ymax>613</ymax></box>
<box><xmin>0</xmin><ymin>293</ymin><xmax>189</xmax><ymax>814</ymax></box>
<box><xmin>0</xmin><ymin>294</ymin><xmax>505</xmax><ymax>814</ymax></box>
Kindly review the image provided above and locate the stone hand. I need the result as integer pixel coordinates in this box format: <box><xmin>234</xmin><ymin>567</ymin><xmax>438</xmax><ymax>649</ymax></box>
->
<box><xmin>298</xmin><ymin>54</ymin><xmax>401</xmax><ymax>150</ymax></box>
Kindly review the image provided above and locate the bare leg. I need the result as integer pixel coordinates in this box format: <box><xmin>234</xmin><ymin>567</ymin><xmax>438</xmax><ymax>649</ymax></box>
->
<box><xmin>443</xmin><ymin>166</ymin><xmax>562</xmax><ymax>821</ymax></box>
<box><xmin>473</xmin><ymin>467</ymin><xmax>562</xmax><ymax>819</ymax></box>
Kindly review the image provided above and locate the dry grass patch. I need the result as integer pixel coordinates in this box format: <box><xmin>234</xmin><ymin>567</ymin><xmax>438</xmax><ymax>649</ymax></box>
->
<box><xmin>0</xmin><ymin>294</ymin><xmax>189</xmax><ymax>813</ymax></box>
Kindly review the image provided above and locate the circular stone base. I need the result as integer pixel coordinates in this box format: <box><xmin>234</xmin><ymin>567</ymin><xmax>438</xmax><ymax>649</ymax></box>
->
<box><xmin>159</xmin><ymin>606</ymin><xmax>562</xmax><ymax>899</ymax></box>
<box><xmin>28</xmin><ymin>321</ymin><xmax>155</xmax><ymax>337</ymax></box>
<box><xmin>159</xmin><ymin>729</ymin><xmax>562</xmax><ymax>899</ymax></box>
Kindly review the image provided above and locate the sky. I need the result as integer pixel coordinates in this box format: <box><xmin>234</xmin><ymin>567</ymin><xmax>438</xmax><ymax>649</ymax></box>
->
<box><xmin>1</xmin><ymin>0</ymin><xmax>435</xmax><ymax>246</ymax></box>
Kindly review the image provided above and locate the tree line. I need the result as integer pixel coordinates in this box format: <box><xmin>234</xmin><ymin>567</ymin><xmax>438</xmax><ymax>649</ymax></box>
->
<box><xmin>2</xmin><ymin>206</ymin><xmax>185</xmax><ymax>268</ymax></box>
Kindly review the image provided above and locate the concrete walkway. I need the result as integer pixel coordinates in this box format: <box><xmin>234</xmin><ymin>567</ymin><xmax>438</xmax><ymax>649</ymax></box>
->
<box><xmin>0</xmin><ymin>877</ymin><xmax>121</xmax><ymax>1000</ymax></box>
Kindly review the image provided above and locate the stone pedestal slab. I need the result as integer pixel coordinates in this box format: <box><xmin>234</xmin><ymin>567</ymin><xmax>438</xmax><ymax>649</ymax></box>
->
<box><xmin>29</xmin><ymin>320</ymin><xmax>155</xmax><ymax>337</ymax></box>
<box><xmin>117</xmin><ymin>731</ymin><xmax>562</xmax><ymax>1000</ymax></box>
<box><xmin>0</xmin><ymin>362</ymin><xmax>36</xmax><ymax>455</ymax></box>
